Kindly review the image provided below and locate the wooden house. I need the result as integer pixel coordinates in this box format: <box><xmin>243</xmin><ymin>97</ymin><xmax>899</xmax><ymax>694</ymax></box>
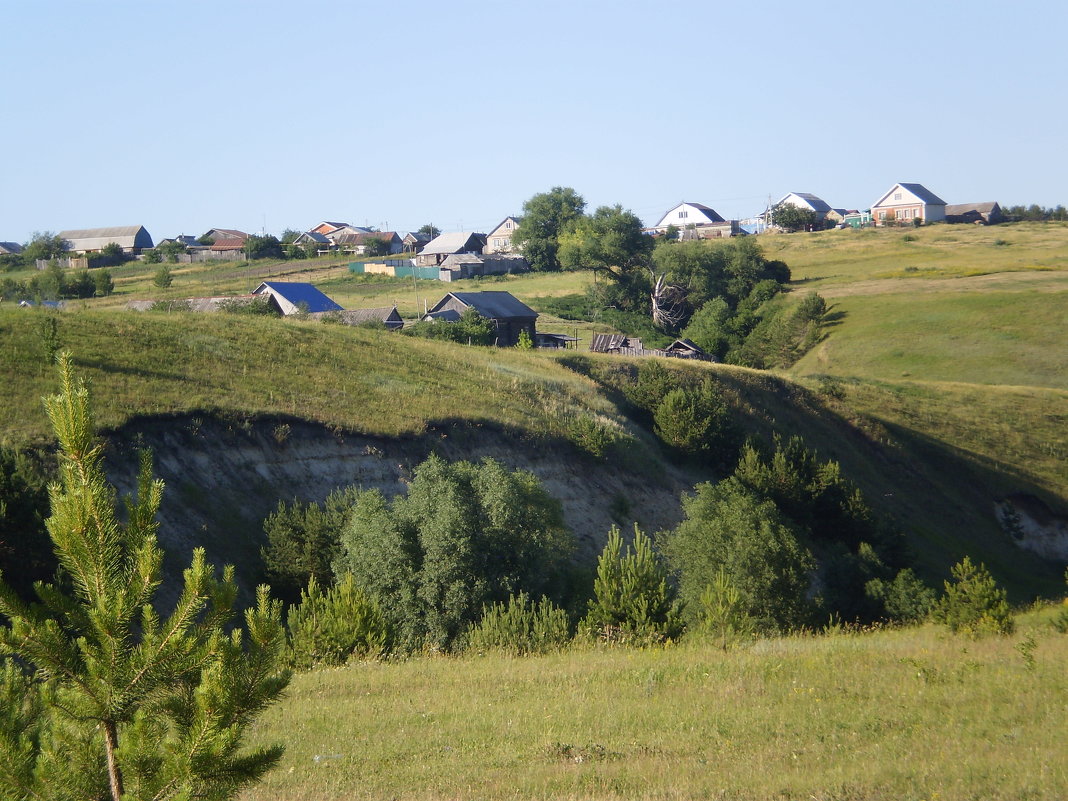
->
<box><xmin>200</xmin><ymin>228</ymin><xmax>248</xmax><ymax>242</ymax></box>
<box><xmin>422</xmin><ymin>291</ymin><xmax>537</xmax><ymax>347</ymax></box>
<box><xmin>414</xmin><ymin>232</ymin><xmax>488</xmax><ymax>266</ymax></box>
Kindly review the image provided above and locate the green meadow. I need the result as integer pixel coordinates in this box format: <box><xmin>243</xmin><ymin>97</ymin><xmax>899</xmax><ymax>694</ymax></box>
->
<box><xmin>241</xmin><ymin>608</ymin><xmax>1068</xmax><ymax>801</ymax></box>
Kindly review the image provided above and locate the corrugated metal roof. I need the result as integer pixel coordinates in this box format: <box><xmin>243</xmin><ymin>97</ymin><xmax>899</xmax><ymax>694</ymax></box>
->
<box><xmin>254</xmin><ymin>281</ymin><xmax>343</xmax><ymax>313</ymax></box>
<box><xmin>58</xmin><ymin>225</ymin><xmax>154</xmax><ymax>250</ymax></box>
<box><xmin>445</xmin><ymin>291</ymin><xmax>537</xmax><ymax>320</ymax></box>
<box><xmin>420</xmin><ymin>231</ymin><xmax>486</xmax><ymax>255</ymax></box>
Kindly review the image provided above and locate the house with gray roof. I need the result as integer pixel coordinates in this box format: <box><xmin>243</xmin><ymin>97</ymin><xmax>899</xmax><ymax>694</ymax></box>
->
<box><xmin>422</xmin><ymin>291</ymin><xmax>537</xmax><ymax>346</ymax></box>
<box><xmin>652</xmin><ymin>202</ymin><xmax>740</xmax><ymax>238</ymax></box>
<box><xmin>59</xmin><ymin>225</ymin><xmax>154</xmax><ymax>254</ymax></box>
<box><xmin>0</xmin><ymin>242</ymin><xmax>24</xmax><ymax>255</ymax></box>
<box><xmin>252</xmin><ymin>281</ymin><xmax>343</xmax><ymax>315</ymax></box>
<box><xmin>871</xmin><ymin>183</ymin><xmax>947</xmax><ymax>225</ymax></box>
<box><xmin>413</xmin><ymin>231</ymin><xmax>488</xmax><ymax>266</ymax></box>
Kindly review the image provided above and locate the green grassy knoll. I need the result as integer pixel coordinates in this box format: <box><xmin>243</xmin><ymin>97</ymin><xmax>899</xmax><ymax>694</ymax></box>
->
<box><xmin>762</xmin><ymin>221</ymin><xmax>1068</xmax><ymax>288</ymax></box>
<box><xmin>0</xmin><ymin>308</ymin><xmax>626</xmax><ymax>446</ymax></box>
<box><xmin>792</xmin><ymin>287</ymin><xmax>1068</xmax><ymax>390</ymax></box>
<box><xmin>241</xmin><ymin>609</ymin><xmax>1068</xmax><ymax>801</ymax></box>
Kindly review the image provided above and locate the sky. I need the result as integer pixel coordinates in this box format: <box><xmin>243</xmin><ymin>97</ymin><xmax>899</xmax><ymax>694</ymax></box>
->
<box><xmin>2</xmin><ymin>0</ymin><xmax>1066</xmax><ymax>245</ymax></box>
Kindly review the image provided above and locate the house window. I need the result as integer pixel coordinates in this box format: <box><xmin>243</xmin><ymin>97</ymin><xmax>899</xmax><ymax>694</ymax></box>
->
<box><xmin>878</xmin><ymin>211</ymin><xmax>886</xmax><ymax>220</ymax></box>
<box><xmin>505</xmin><ymin>221</ymin><xmax>512</xmax><ymax>229</ymax></box>
<box><xmin>894</xmin><ymin>193</ymin><xmax>902</xmax><ymax>201</ymax></box>
<box><xmin>679</xmin><ymin>211</ymin><xmax>688</xmax><ymax>219</ymax></box>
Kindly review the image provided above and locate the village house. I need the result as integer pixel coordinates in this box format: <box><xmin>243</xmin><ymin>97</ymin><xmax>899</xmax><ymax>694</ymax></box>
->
<box><xmin>402</xmin><ymin>231</ymin><xmax>432</xmax><ymax>253</ymax></box>
<box><xmin>331</xmin><ymin>231</ymin><xmax>404</xmax><ymax>255</ymax></box>
<box><xmin>58</xmin><ymin>225</ymin><xmax>154</xmax><ymax>254</ymax></box>
<box><xmin>652</xmin><ymin>202</ymin><xmax>740</xmax><ymax>238</ymax></box>
<box><xmin>871</xmin><ymin>183</ymin><xmax>947</xmax><ymax>225</ymax></box>
<box><xmin>413</xmin><ymin>231</ymin><xmax>488</xmax><ymax>267</ymax></box>
<box><xmin>199</xmin><ymin>228</ymin><xmax>248</xmax><ymax>243</ymax></box>
<box><xmin>422</xmin><ymin>291</ymin><xmax>537</xmax><ymax>347</ymax></box>
<box><xmin>484</xmin><ymin>216</ymin><xmax>521</xmax><ymax>254</ymax></box>
<box><xmin>0</xmin><ymin>242</ymin><xmax>24</xmax><ymax>255</ymax></box>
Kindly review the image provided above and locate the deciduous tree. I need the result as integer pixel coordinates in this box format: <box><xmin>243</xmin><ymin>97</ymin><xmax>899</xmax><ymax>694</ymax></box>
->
<box><xmin>511</xmin><ymin>187</ymin><xmax>586</xmax><ymax>271</ymax></box>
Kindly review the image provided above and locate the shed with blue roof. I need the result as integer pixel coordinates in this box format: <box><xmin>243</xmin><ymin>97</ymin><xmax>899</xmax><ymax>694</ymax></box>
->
<box><xmin>252</xmin><ymin>281</ymin><xmax>343</xmax><ymax>316</ymax></box>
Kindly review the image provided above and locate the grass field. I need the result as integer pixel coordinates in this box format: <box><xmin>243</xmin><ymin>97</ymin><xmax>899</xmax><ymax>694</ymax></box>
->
<box><xmin>241</xmin><ymin>607</ymin><xmax>1068</xmax><ymax>801</ymax></box>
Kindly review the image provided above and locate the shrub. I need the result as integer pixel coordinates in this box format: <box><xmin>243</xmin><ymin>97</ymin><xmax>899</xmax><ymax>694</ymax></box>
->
<box><xmin>582</xmin><ymin>525</ymin><xmax>683</xmax><ymax>645</ymax></box>
<box><xmin>286</xmin><ymin>574</ymin><xmax>390</xmax><ymax>668</ymax></box>
<box><xmin>695</xmin><ymin>569</ymin><xmax>755</xmax><ymax>648</ymax></box>
<box><xmin>466</xmin><ymin>592</ymin><xmax>570</xmax><ymax>655</ymax></box>
<box><xmin>152</xmin><ymin>264</ymin><xmax>173</xmax><ymax>288</ymax></box>
<box><xmin>335</xmin><ymin>455</ymin><xmax>575</xmax><ymax>652</ymax></box>
<box><xmin>653</xmin><ymin>378</ymin><xmax>737</xmax><ymax>463</ymax></box>
<box><xmin>865</xmin><ymin>568</ymin><xmax>937</xmax><ymax>623</ymax></box>
<box><xmin>1050</xmin><ymin>568</ymin><xmax>1068</xmax><ymax>634</ymax></box>
<box><xmin>933</xmin><ymin>557</ymin><xmax>1014</xmax><ymax>636</ymax></box>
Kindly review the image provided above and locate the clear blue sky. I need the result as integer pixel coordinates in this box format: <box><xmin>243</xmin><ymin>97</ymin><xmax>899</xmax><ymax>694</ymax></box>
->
<box><xmin>2</xmin><ymin>0</ymin><xmax>1065</xmax><ymax>244</ymax></box>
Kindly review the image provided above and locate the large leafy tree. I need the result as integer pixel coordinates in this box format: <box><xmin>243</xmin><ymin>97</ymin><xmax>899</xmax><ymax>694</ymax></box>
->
<box><xmin>511</xmin><ymin>187</ymin><xmax>586</xmax><ymax>271</ymax></box>
<box><xmin>335</xmin><ymin>455</ymin><xmax>574</xmax><ymax>651</ymax></box>
<box><xmin>0</xmin><ymin>354</ymin><xmax>290</xmax><ymax>801</ymax></box>
<box><xmin>21</xmin><ymin>232</ymin><xmax>70</xmax><ymax>264</ymax></box>
<box><xmin>770</xmin><ymin>202</ymin><xmax>819</xmax><ymax>232</ymax></box>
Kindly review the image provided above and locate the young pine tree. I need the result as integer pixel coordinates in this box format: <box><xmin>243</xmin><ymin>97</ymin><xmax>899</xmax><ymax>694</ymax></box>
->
<box><xmin>0</xmin><ymin>353</ymin><xmax>290</xmax><ymax>801</ymax></box>
<box><xmin>582</xmin><ymin>525</ymin><xmax>683</xmax><ymax>645</ymax></box>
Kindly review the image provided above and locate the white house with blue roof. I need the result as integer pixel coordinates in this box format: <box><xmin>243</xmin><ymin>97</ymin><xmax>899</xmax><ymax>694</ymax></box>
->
<box><xmin>252</xmin><ymin>281</ymin><xmax>343</xmax><ymax>316</ymax></box>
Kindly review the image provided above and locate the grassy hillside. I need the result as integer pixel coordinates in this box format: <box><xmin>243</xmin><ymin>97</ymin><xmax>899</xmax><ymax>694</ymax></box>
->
<box><xmin>240</xmin><ymin>608</ymin><xmax>1068</xmax><ymax>801</ymax></box>
<box><xmin>3</xmin><ymin>222</ymin><xmax>1066</xmax><ymax>597</ymax></box>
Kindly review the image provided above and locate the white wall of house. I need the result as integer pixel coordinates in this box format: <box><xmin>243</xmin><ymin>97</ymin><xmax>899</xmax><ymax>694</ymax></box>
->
<box><xmin>655</xmin><ymin>203</ymin><xmax>719</xmax><ymax>230</ymax></box>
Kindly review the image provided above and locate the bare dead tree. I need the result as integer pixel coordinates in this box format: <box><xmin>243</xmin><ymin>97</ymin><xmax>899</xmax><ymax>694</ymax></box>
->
<box><xmin>650</xmin><ymin>272</ymin><xmax>688</xmax><ymax>331</ymax></box>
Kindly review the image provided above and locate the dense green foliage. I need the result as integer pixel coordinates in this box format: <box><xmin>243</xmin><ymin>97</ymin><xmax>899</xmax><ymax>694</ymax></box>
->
<box><xmin>0</xmin><ymin>447</ymin><xmax>54</xmax><ymax>601</ymax></box>
<box><xmin>285</xmin><ymin>574</ymin><xmax>390</xmax><ymax>668</ymax></box>
<box><xmin>770</xmin><ymin>202</ymin><xmax>821</xmax><ymax>232</ymax></box>
<box><xmin>663</xmin><ymin>436</ymin><xmax>923</xmax><ymax>631</ymax></box>
<box><xmin>582</xmin><ymin>525</ymin><xmax>683</xmax><ymax>644</ymax></box>
<box><xmin>933</xmin><ymin>556</ymin><xmax>1015</xmax><ymax>636</ymax></box>
<box><xmin>335</xmin><ymin>455</ymin><xmax>575</xmax><ymax>651</ymax></box>
<box><xmin>0</xmin><ymin>355</ymin><xmax>289</xmax><ymax>801</ymax></box>
<box><xmin>664</xmin><ymin>479</ymin><xmax>816</xmax><ymax>632</ymax></box>
<box><xmin>401</xmin><ymin>305</ymin><xmax>497</xmax><ymax>345</ymax></box>
<box><xmin>511</xmin><ymin>187</ymin><xmax>586</xmax><ymax>272</ymax></box>
<box><xmin>466</xmin><ymin>591</ymin><xmax>570</xmax><ymax>655</ymax></box>
<box><xmin>261</xmin><ymin>486</ymin><xmax>360</xmax><ymax>605</ymax></box>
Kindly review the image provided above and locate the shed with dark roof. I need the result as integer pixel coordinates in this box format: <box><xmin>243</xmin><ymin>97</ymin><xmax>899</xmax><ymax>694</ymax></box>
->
<box><xmin>422</xmin><ymin>291</ymin><xmax>537</xmax><ymax>346</ymax></box>
<box><xmin>252</xmin><ymin>281</ymin><xmax>343</xmax><ymax>315</ymax></box>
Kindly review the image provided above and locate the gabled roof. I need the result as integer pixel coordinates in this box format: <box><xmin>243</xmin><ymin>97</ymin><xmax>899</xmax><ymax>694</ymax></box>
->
<box><xmin>253</xmin><ymin>281</ymin><xmax>343</xmax><ymax>313</ymax></box>
<box><xmin>873</xmin><ymin>183</ymin><xmax>947</xmax><ymax>208</ymax></box>
<box><xmin>420</xmin><ymin>231</ymin><xmax>487</xmax><ymax>256</ymax></box>
<box><xmin>208</xmin><ymin>238</ymin><xmax>246</xmax><ymax>251</ymax></box>
<box><xmin>655</xmin><ymin>202</ymin><xmax>726</xmax><ymax>228</ymax></box>
<box><xmin>488</xmin><ymin>216</ymin><xmax>521</xmax><ymax>235</ymax></box>
<box><xmin>310</xmin><ymin>306</ymin><xmax>403</xmax><ymax>328</ymax></box>
<box><xmin>946</xmin><ymin>202</ymin><xmax>1000</xmax><ymax>215</ymax></box>
<box><xmin>331</xmin><ymin>231</ymin><xmax>400</xmax><ymax>245</ymax></box>
<box><xmin>778</xmin><ymin>193</ymin><xmax>832</xmax><ymax>213</ymax></box>
<box><xmin>294</xmin><ymin>231</ymin><xmax>331</xmax><ymax>244</ymax></box>
<box><xmin>0</xmin><ymin>241</ymin><xmax>23</xmax><ymax>254</ymax></box>
<box><xmin>202</xmin><ymin>228</ymin><xmax>248</xmax><ymax>240</ymax></box>
<box><xmin>58</xmin><ymin>225</ymin><xmax>154</xmax><ymax>250</ymax></box>
<box><xmin>428</xmin><ymin>291</ymin><xmax>537</xmax><ymax>320</ymax></box>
